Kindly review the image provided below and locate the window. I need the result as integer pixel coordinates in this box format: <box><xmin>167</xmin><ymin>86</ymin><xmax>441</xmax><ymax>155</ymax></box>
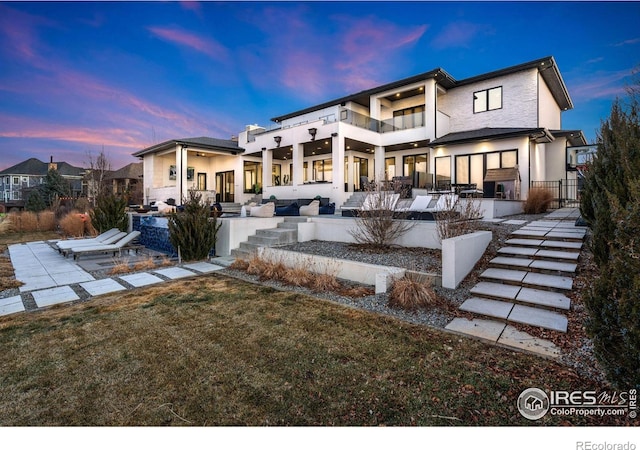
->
<box><xmin>312</xmin><ymin>159</ymin><xmax>332</xmax><ymax>181</ymax></box>
<box><xmin>385</xmin><ymin>157</ymin><xmax>396</xmax><ymax>179</ymax></box>
<box><xmin>435</xmin><ymin>156</ymin><xmax>451</xmax><ymax>190</ymax></box>
<box><xmin>455</xmin><ymin>154</ymin><xmax>484</xmax><ymax>186</ymax></box>
<box><xmin>244</xmin><ymin>161</ymin><xmax>262</xmax><ymax>193</ymax></box>
<box><xmin>403</xmin><ymin>154</ymin><xmax>429</xmax><ymax>188</ymax></box>
<box><xmin>12</xmin><ymin>191</ymin><xmax>19</xmax><ymax>200</ymax></box>
<box><xmin>4</xmin><ymin>177</ymin><xmax>8</xmax><ymax>184</ymax></box>
<box><xmin>473</xmin><ymin>86</ymin><xmax>502</xmax><ymax>113</ymax></box>
<box><xmin>393</xmin><ymin>105</ymin><xmax>425</xmax><ymax>130</ymax></box>
<box><xmin>272</xmin><ymin>163</ymin><xmax>281</xmax><ymax>186</ymax></box>
<box><xmin>12</xmin><ymin>177</ymin><xmax>19</xmax><ymax>185</ymax></box>
<box><xmin>486</xmin><ymin>150</ymin><xmax>517</xmax><ymax>169</ymax></box>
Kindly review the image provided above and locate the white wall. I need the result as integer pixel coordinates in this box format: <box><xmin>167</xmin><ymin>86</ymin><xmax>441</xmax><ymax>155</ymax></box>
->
<box><xmin>438</xmin><ymin>69</ymin><xmax>539</xmax><ymax>132</ymax></box>
<box><xmin>538</xmin><ymin>74</ymin><xmax>562</xmax><ymax>129</ymax></box>
<box><xmin>442</xmin><ymin>231</ymin><xmax>492</xmax><ymax>289</ymax></box>
<box><xmin>544</xmin><ymin>138</ymin><xmax>568</xmax><ymax>182</ymax></box>
<box><xmin>216</xmin><ymin>216</ymin><xmax>284</xmax><ymax>256</ymax></box>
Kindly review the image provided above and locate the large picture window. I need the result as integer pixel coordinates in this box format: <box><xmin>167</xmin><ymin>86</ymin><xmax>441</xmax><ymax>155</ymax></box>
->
<box><xmin>455</xmin><ymin>154</ymin><xmax>485</xmax><ymax>186</ymax></box>
<box><xmin>312</xmin><ymin>159</ymin><xmax>332</xmax><ymax>182</ymax></box>
<box><xmin>435</xmin><ymin>156</ymin><xmax>451</xmax><ymax>190</ymax></box>
<box><xmin>473</xmin><ymin>86</ymin><xmax>502</xmax><ymax>113</ymax></box>
<box><xmin>393</xmin><ymin>105</ymin><xmax>425</xmax><ymax>130</ymax></box>
<box><xmin>403</xmin><ymin>153</ymin><xmax>429</xmax><ymax>189</ymax></box>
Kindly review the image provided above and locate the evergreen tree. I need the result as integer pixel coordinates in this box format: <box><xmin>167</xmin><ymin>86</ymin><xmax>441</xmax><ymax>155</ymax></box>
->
<box><xmin>580</xmin><ymin>82</ymin><xmax>640</xmax><ymax>389</ymax></box>
<box><xmin>25</xmin><ymin>190</ymin><xmax>46</xmax><ymax>212</ymax></box>
<box><xmin>168</xmin><ymin>190</ymin><xmax>221</xmax><ymax>261</ymax></box>
<box><xmin>90</xmin><ymin>192</ymin><xmax>128</xmax><ymax>233</ymax></box>
<box><xmin>39</xmin><ymin>168</ymin><xmax>71</xmax><ymax>207</ymax></box>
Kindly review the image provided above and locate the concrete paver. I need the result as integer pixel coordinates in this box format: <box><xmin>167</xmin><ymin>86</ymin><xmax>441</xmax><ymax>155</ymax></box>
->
<box><xmin>529</xmin><ymin>260</ymin><xmax>577</xmax><ymax>273</ymax></box>
<box><xmin>505</xmin><ymin>238</ymin><xmax>544</xmax><ymax>247</ymax></box>
<box><xmin>470</xmin><ymin>282</ymin><xmax>520</xmax><ymax>300</ymax></box>
<box><xmin>497</xmin><ymin>326</ymin><xmax>560</xmax><ymax>358</ymax></box>
<box><xmin>0</xmin><ymin>296</ymin><xmax>26</xmax><ymax>316</ymax></box>
<box><xmin>535</xmin><ymin>249</ymin><xmax>580</xmax><ymax>261</ymax></box>
<box><xmin>508</xmin><ymin>304</ymin><xmax>568</xmax><ymax>332</ymax></box>
<box><xmin>523</xmin><ymin>272</ymin><xmax>573</xmax><ymax>291</ymax></box>
<box><xmin>490</xmin><ymin>256</ymin><xmax>532</xmax><ymax>268</ymax></box>
<box><xmin>481</xmin><ymin>268</ymin><xmax>528</xmax><ymax>283</ymax></box>
<box><xmin>119</xmin><ymin>273</ymin><xmax>164</xmax><ymax>287</ymax></box>
<box><xmin>516</xmin><ymin>287</ymin><xmax>571</xmax><ymax>310</ymax></box>
<box><xmin>32</xmin><ymin>286</ymin><xmax>80</xmax><ymax>308</ymax></box>
<box><xmin>183</xmin><ymin>262</ymin><xmax>226</xmax><ymax>273</ymax></box>
<box><xmin>541</xmin><ymin>240</ymin><xmax>582</xmax><ymax>250</ymax></box>
<box><xmin>498</xmin><ymin>246</ymin><xmax>538</xmax><ymax>256</ymax></box>
<box><xmin>511</xmin><ymin>229</ymin><xmax>548</xmax><ymax>237</ymax></box>
<box><xmin>445</xmin><ymin>318</ymin><xmax>506</xmax><ymax>342</ymax></box>
<box><xmin>80</xmin><ymin>279</ymin><xmax>127</xmax><ymax>297</ymax></box>
<box><xmin>154</xmin><ymin>267</ymin><xmax>196</xmax><ymax>279</ymax></box>
<box><xmin>503</xmin><ymin>219</ymin><xmax>528</xmax><ymax>225</ymax></box>
<box><xmin>459</xmin><ymin>297</ymin><xmax>514</xmax><ymax>319</ymax></box>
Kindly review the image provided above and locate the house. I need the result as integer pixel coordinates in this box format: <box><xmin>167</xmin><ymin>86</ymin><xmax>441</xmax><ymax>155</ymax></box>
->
<box><xmin>135</xmin><ymin>56</ymin><xmax>586</xmax><ymax>211</ymax></box>
<box><xmin>105</xmin><ymin>162</ymin><xmax>143</xmax><ymax>204</ymax></box>
<box><xmin>0</xmin><ymin>157</ymin><xmax>85</xmax><ymax>211</ymax></box>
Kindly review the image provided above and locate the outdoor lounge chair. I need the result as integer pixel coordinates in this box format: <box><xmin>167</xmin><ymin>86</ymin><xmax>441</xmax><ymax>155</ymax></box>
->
<box><xmin>59</xmin><ymin>231</ymin><xmax>128</xmax><ymax>256</ymax></box>
<box><xmin>68</xmin><ymin>231</ymin><xmax>142</xmax><ymax>260</ymax></box>
<box><xmin>55</xmin><ymin>228</ymin><xmax>123</xmax><ymax>251</ymax></box>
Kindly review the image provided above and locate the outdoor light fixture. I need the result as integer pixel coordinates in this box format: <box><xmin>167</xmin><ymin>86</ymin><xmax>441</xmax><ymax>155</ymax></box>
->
<box><xmin>274</xmin><ymin>136</ymin><xmax>282</xmax><ymax>147</ymax></box>
<box><xmin>308</xmin><ymin>127</ymin><xmax>317</xmax><ymax>141</ymax></box>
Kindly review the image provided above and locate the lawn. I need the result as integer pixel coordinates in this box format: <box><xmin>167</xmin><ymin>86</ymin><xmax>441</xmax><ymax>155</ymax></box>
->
<box><xmin>0</xmin><ymin>271</ymin><xmax>620</xmax><ymax>426</ymax></box>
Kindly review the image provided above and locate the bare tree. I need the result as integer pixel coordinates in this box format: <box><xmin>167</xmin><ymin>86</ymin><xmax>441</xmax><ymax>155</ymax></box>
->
<box><xmin>435</xmin><ymin>196</ymin><xmax>483</xmax><ymax>242</ymax></box>
<box><xmin>85</xmin><ymin>147</ymin><xmax>112</xmax><ymax>206</ymax></box>
<box><xmin>348</xmin><ymin>176</ymin><xmax>414</xmax><ymax>249</ymax></box>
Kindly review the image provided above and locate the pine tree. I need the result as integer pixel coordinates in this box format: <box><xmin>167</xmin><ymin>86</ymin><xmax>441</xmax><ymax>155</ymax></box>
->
<box><xmin>39</xmin><ymin>168</ymin><xmax>71</xmax><ymax>207</ymax></box>
<box><xmin>89</xmin><ymin>192</ymin><xmax>128</xmax><ymax>233</ymax></box>
<box><xmin>168</xmin><ymin>190</ymin><xmax>221</xmax><ymax>261</ymax></box>
<box><xmin>580</xmin><ymin>82</ymin><xmax>640</xmax><ymax>389</ymax></box>
<box><xmin>25</xmin><ymin>190</ymin><xmax>46</xmax><ymax>212</ymax></box>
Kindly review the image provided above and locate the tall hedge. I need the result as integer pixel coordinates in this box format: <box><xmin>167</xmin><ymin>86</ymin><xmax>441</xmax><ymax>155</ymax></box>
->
<box><xmin>580</xmin><ymin>89</ymin><xmax>640</xmax><ymax>389</ymax></box>
<box><xmin>168</xmin><ymin>190</ymin><xmax>221</xmax><ymax>261</ymax></box>
<box><xmin>90</xmin><ymin>193</ymin><xmax>128</xmax><ymax>233</ymax></box>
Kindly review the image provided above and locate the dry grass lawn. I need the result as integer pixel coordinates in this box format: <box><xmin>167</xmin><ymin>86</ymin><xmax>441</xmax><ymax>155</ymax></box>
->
<box><xmin>0</xmin><ymin>273</ymin><xmax>621</xmax><ymax>426</ymax></box>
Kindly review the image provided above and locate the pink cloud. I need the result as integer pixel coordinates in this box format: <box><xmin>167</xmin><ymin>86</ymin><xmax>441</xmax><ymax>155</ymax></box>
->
<box><xmin>431</xmin><ymin>21</ymin><xmax>491</xmax><ymax>49</ymax></box>
<box><xmin>613</xmin><ymin>37</ymin><xmax>640</xmax><ymax>47</ymax></box>
<box><xmin>180</xmin><ymin>1</ymin><xmax>202</xmax><ymax>15</ymax></box>
<box><xmin>0</xmin><ymin>4</ymin><xmax>55</xmax><ymax>62</ymax></box>
<box><xmin>569</xmin><ymin>69</ymin><xmax>633</xmax><ymax>102</ymax></box>
<box><xmin>148</xmin><ymin>26</ymin><xmax>228</xmax><ymax>61</ymax></box>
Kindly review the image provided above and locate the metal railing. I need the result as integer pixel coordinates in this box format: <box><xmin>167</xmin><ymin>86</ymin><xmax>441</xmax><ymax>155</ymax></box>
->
<box><xmin>340</xmin><ymin>109</ymin><xmax>425</xmax><ymax>133</ymax></box>
<box><xmin>531</xmin><ymin>179</ymin><xmax>583</xmax><ymax>209</ymax></box>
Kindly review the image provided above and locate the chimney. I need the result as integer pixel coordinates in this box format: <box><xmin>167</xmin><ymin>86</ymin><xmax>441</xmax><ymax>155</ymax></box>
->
<box><xmin>48</xmin><ymin>156</ymin><xmax>57</xmax><ymax>171</ymax></box>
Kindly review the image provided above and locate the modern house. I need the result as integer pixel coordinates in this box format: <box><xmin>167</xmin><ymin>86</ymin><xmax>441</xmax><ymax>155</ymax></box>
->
<box><xmin>0</xmin><ymin>157</ymin><xmax>85</xmax><ymax>211</ymax></box>
<box><xmin>135</xmin><ymin>56</ymin><xmax>586</xmax><ymax>211</ymax></box>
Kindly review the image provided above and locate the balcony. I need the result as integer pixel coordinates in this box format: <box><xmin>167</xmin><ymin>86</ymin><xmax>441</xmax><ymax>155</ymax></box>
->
<box><xmin>340</xmin><ymin>109</ymin><xmax>425</xmax><ymax>133</ymax></box>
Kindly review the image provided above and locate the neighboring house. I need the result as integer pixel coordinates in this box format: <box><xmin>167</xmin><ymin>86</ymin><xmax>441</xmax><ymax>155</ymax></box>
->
<box><xmin>135</xmin><ymin>56</ymin><xmax>586</xmax><ymax>208</ymax></box>
<box><xmin>0</xmin><ymin>157</ymin><xmax>85</xmax><ymax>211</ymax></box>
<box><xmin>105</xmin><ymin>162</ymin><xmax>143</xmax><ymax>204</ymax></box>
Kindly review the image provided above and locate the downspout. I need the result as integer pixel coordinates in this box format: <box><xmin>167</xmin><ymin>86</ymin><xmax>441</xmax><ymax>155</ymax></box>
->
<box><xmin>180</xmin><ymin>144</ymin><xmax>187</xmax><ymax>205</ymax></box>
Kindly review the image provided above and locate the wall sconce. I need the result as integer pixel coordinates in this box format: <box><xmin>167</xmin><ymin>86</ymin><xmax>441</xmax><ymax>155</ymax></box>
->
<box><xmin>331</xmin><ymin>132</ymin><xmax>338</xmax><ymax>137</ymax></box>
<box><xmin>308</xmin><ymin>127</ymin><xmax>317</xmax><ymax>141</ymax></box>
<box><xmin>274</xmin><ymin>136</ymin><xmax>282</xmax><ymax>147</ymax></box>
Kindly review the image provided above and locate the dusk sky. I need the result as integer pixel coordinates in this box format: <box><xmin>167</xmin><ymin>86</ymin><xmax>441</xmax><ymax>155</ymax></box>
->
<box><xmin>1</xmin><ymin>1</ymin><xmax>639</xmax><ymax>171</ymax></box>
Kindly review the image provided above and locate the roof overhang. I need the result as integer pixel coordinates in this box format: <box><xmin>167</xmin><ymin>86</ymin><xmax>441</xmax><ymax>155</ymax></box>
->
<box><xmin>430</xmin><ymin>128</ymin><xmax>553</xmax><ymax>147</ymax></box>
<box><xmin>550</xmin><ymin>129</ymin><xmax>587</xmax><ymax>146</ymax></box>
<box><xmin>133</xmin><ymin>137</ymin><xmax>243</xmax><ymax>158</ymax></box>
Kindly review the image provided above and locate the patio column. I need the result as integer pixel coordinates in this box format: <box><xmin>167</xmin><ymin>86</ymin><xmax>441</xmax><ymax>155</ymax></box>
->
<box><xmin>374</xmin><ymin>145</ymin><xmax>385</xmax><ymax>182</ymax></box>
<box><xmin>292</xmin><ymin>142</ymin><xmax>303</xmax><ymax>187</ymax></box>
<box><xmin>262</xmin><ymin>148</ymin><xmax>272</xmax><ymax>188</ymax></box>
<box><xmin>346</xmin><ymin>153</ymin><xmax>354</xmax><ymax>193</ymax></box>
<box><xmin>332</xmin><ymin>134</ymin><xmax>345</xmax><ymax>196</ymax></box>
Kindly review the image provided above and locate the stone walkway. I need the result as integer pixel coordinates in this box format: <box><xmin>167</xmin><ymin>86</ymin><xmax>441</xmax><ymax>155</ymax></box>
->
<box><xmin>445</xmin><ymin>208</ymin><xmax>585</xmax><ymax>358</ymax></box>
<box><xmin>0</xmin><ymin>240</ymin><xmax>226</xmax><ymax>316</ymax></box>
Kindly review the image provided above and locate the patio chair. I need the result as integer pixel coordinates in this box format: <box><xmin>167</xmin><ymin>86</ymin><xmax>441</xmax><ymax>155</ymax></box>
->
<box><xmin>55</xmin><ymin>228</ymin><xmax>123</xmax><ymax>252</ymax></box>
<box><xmin>69</xmin><ymin>231</ymin><xmax>142</xmax><ymax>260</ymax></box>
<box><xmin>59</xmin><ymin>231</ymin><xmax>128</xmax><ymax>256</ymax></box>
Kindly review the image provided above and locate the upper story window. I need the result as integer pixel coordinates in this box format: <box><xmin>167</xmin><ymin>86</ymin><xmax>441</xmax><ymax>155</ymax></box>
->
<box><xmin>392</xmin><ymin>105</ymin><xmax>425</xmax><ymax>130</ymax></box>
<box><xmin>473</xmin><ymin>86</ymin><xmax>502</xmax><ymax>113</ymax></box>
<box><xmin>12</xmin><ymin>176</ymin><xmax>19</xmax><ymax>185</ymax></box>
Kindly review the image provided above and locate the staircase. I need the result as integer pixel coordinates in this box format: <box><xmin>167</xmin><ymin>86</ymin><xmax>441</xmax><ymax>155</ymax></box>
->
<box><xmin>230</xmin><ymin>217</ymin><xmax>308</xmax><ymax>259</ymax></box>
<box><xmin>445</xmin><ymin>208</ymin><xmax>586</xmax><ymax>357</ymax></box>
<box><xmin>339</xmin><ymin>192</ymin><xmax>368</xmax><ymax>213</ymax></box>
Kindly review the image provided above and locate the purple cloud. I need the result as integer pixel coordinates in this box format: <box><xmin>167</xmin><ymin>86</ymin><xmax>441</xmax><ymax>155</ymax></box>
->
<box><xmin>613</xmin><ymin>37</ymin><xmax>640</xmax><ymax>47</ymax></box>
<box><xmin>569</xmin><ymin>69</ymin><xmax>633</xmax><ymax>102</ymax></box>
<box><xmin>431</xmin><ymin>21</ymin><xmax>492</xmax><ymax>49</ymax></box>
<box><xmin>148</xmin><ymin>26</ymin><xmax>228</xmax><ymax>61</ymax></box>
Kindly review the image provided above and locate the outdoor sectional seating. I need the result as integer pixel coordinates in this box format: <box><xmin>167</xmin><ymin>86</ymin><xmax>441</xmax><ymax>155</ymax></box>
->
<box><xmin>68</xmin><ymin>230</ymin><xmax>142</xmax><ymax>260</ymax></box>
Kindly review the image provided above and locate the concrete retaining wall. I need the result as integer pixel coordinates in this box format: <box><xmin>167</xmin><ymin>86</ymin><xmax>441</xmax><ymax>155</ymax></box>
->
<box><xmin>258</xmin><ymin>247</ymin><xmax>407</xmax><ymax>294</ymax></box>
<box><xmin>441</xmin><ymin>230</ymin><xmax>492</xmax><ymax>289</ymax></box>
<box><xmin>298</xmin><ymin>216</ymin><xmax>441</xmax><ymax>249</ymax></box>
<box><xmin>217</xmin><ymin>217</ymin><xmax>284</xmax><ymax>256</ymax></box>
<box><xmin>472</xmin><ymin>199</ymin><xmax>524</xmax><ymax>219</ymax></box>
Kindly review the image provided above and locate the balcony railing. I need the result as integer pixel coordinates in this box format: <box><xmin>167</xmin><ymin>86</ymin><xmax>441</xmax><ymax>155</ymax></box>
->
<box><xmin>340</xmin><ymin>109</ymin><xmax>425</xmax><ymax>133</ymax></box>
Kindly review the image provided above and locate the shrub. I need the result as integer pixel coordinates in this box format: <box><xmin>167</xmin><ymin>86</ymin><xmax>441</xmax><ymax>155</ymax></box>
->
<box><xmin>133</xmin><ymin>257</ymin><xmax>156</xmax><ymax>271</ymax></box>
<box><xmin>388</xmin><ymin>275</ymin><xmax>436</xmax><ymax>311</ymax></box>
<box><xmin>348</xmin><ymin>177</ymin><xmax>414</xmax><ymax>249</ymax></box>
<box><xmin>435</xmin><ymin>197</ymin><xmax>483</xmax><ymax>242</ymax></box>
<box><xmin>523</xmin><ymin>187</ymin><xmax>555</xmax><ymax>214</ymax></box>
<box><xmin>74</xmin><ymin>197</ymin><xmax>91</xmax><ymax>213</ymax></box>
<box><xmin>9</xmin><ymin>211</ymin><xmax>39</xmax><ymax>232</ymax></box>
<box><xmin>37</xmin><ymin>211</ymin><xmax>56</xmax><ymax>231</ymax></box>
<box><xmin>25</xmin><ymin>190</ymin><xmax>46</xmax><ymax>212</ymax></box>
<box><xmin>90</xmin><ymin>193</ymin><xmax>128</xmax><ymax>234</ymax></box>
<box><xmin>168</xmin><ymin>190</ymin><xmax>221</xmax><ymax>262</ymax></box>
<box><xmin>229</xmin><ymin>258</ymin><xmax>250</xmax><ymax>271</ymax></box>
<box><xmin>59</xmin><ymin>212</ymin><xmax>85</xmax><ymax>237</ymax></box>
<box><xmin>283</xmin><ymin>266</ymin><xmax>315</xmax><ymax>288</ymax></box>
<box><xmin>580</xmin><ymin>88</ymin><xmax>640</xmax><ymax>389</ymax></box>
<box><xmin>110</xmin><ymin>258</ymin><xmax>132</xmax><ymax>275</ymax></box>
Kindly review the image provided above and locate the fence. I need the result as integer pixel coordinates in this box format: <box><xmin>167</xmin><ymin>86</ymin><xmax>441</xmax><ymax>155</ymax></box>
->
<box><xmin>530</xmin><ymin>179</ymin><xmax>583</xmax><ymax>209</ymax></box>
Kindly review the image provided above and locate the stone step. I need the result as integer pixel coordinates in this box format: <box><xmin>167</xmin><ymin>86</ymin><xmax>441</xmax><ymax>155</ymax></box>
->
<box><xmin>504</xmin><ymin>238</ymin><xmax>544</xmax><ymax>247</ymax></box>
<box><xmin>510</xmin><ymin>229</ymin><xmax>584</xmax><ymax>242</ymax></box>
<box><xmin>480</xmin><ymin>268</ymin><xmax>528</xmax><ymax>284</ymax></box>
<box><xmin>522</xmin><ymin>272</ymin><xmax>573</xmax><ymax>291</ymax></box>
<box><xmin>498</xmin><ymin>247</ymin><xmax>580</xmax><ymax>262</ymax></box>
<box><xmin>490</xmin><ymin>256</ymin><xmax>533</xmax><ymax>268</ymax></box>
<box><xmin>458</xmin><ymin>297</ymin><xmax>568</xmax><ymax>332</ymax></box>
<box><xmin>529</xmin><ymin>259</ymin><xmax>577</xmax><ymax>274</ymax></box>
<box><xmin>247</xmin><ymin>234</ymin><xmax>282</xmax><ymax>246</ymax></box>
<box><xmin>516</xmin><ymin>287</ymin><xmax>571</xmax><ymax>311</ymax></box>
<box><xmin>541</xmin><ymin>240</ymin><xmax>582</xmax><ymax>250</ymax></box>
<box><xmin>470</xmin><ymin>281</ymin><xmax>521</xmax><ymax>301</ymax></box>
<box><xmin>505</xmin><ymin>238</ymin><xmax>582</xmax><ymax>251</ymax></box>
<box><xmin>507</xmin><ymin>304</ymin><xmax>568</xmax><ymax>332</ymax></box>
<box><xmin>459</xmin><ymin>297</ymin><xmax>514</xmax><ymax>319</ymax></box>
<box><xmin>239</xmin><ymin>241</ymin><xmax>262</xmax><ymax>252</ymax></box>
<box><xmin>535</xmin><ymin>249</ymin><xmax>580</xmax><ymax>261</ymax></box>
<box><xmin>497</xmin><ymin>246</ymin><xmax>538</xmax><ymax>257</ymax></box>
<box><xmin>255</xmin><ymin>228</ymin><xmax>297</xmax><ymax>243</ymax></box>
<box><xmin>230</xmin><ymin>248</ymin><xmax>252</xmax><ymax>259</ymax></box>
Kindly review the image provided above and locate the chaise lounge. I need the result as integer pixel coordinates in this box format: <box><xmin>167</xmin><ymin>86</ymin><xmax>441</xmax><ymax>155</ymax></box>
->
<box><xmin>55</xmin><ymin>228</ymin><xmax>125</xmax><ymax>253</ymax></box>
<box><xmin>68</xmin><ymin>231</ymin><xmax>142</xmax><ymax>260</ymax></box>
